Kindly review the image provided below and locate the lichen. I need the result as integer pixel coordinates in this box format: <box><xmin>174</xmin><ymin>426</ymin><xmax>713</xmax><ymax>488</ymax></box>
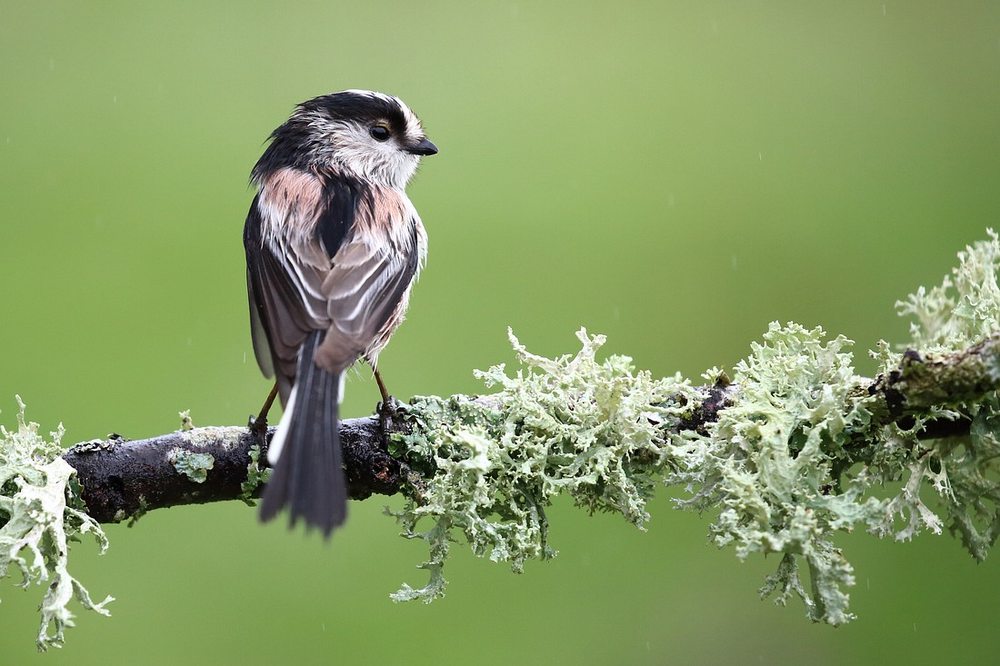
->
<box><xmin>896</xmin><ymin>230</ymin><xmax>1000</xmax><ymax>353</ymax></box>
<box><xmin>389</xmin><ymin>328</ymin><xmax>700</xmax><ymax>602</ymax></box>
<box><xmin>387</xmin><ymin>231</ymin><xmax>1000</xmax><ymax>626</ymax></box>
<box><xmin>871</xmin><ymin>232</ymin><xmax>1000</xmax><ymax>562</ymax></box>
<box><xmin>240</xmin><ymin>443</ymin><xmax>270</xmax><ymax>505</ymax></box>
<box><xmin>167</xmin><ymin>448</ymin><xmax>214</xmax><ymax>483</ymax></box>
<box><xmin>674</xmin><ymin>233</ymin><xmax>1000</xmax><ymax>623</ymax></box>
<box><xmin>0</xmin><ymin>397</ymin><xmax>112</xmax><ymax>651</ymax></box>
<box><xmin>180</xmin><ymin>425</ymin><xmax>245</xmax><ymax>450</ymax></box>
<box><xmin>676</xmin><ymin>322</ymin><xmax>881</xmax><ymax>624</ymax></box>
<box><xmin>126</xmin><ymin>495</ymin><xmax>148</xmax><ymax>528</ymax></box>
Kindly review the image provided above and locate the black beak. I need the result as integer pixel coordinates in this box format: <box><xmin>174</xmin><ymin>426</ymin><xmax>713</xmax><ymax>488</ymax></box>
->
<box><xmin>407</xmin><ymin>137</ymin><xmax>438</xmax><ymax>156</ymax></box>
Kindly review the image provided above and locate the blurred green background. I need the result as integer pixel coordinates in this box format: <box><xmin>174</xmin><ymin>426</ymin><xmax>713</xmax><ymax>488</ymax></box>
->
<box><xmin>2</xmin><ymin>1</ymin><xmax>999</xmax><ymax>663</ymax></box>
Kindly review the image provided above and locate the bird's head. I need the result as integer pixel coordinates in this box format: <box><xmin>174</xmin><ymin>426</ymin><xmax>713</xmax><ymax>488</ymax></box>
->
<box><xmin>254</xmin><ymin>90</ymin><xmax>437</xmax><ymax>189</ymax></box>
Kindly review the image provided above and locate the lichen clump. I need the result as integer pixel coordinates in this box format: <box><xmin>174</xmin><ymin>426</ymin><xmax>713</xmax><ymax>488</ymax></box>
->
<box><xmin>240</xmin><ymin>443</ymin><xmax>271</xmax><ymax>504</ymax></box>
<box><xmin>389</xmin><ymin>231</ymin><xmax>1000</xmax><ymax>625</ymax></box>
<box><xmin>0</xmin><ymin>397</ymin><xmax>112</xmax><ymax>650</ymax></box>
<box><xmin>390</xmin><ymin>329</ymin><xmax>699</xmax><ymax>602</ymax></box>
<box><xmin>167</xmin><ymin>448</ymin><xmax>215</xmax><ymax>483</ymax></box>
<box><xmin>897</xmin><ymin>229</ymin><xmax>1000</xmax><ymax>352</ymax></box>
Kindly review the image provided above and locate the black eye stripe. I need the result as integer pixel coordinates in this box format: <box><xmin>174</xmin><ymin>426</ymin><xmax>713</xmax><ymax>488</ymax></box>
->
<box><xmin>306</xmin><ymin>92</ymin><xmax>409</xmax><ymax>135</ymax></box>
<box><xmin>369</xmin><ymin>125</ymin><xmax>391</xmax><ymax>142</ymax></box>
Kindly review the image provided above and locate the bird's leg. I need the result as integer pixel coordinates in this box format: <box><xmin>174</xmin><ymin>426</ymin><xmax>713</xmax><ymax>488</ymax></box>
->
<box><xmin>374</xmin><ymin>367</ymin><xmax>391</xmax><ymax>407</ymax></box>
<box><xmin>373</xmin><ymin>367</ymin><xmax>400</xmax><ymax>445</ymax></box>
<box><xmin>249</xmin><ymin>382</ymin><xmax>279</xmax><ymax>442</ymax></box>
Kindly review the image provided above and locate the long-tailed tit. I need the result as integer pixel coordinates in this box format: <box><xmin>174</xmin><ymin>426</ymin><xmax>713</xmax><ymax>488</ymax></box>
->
<box><xmin>243</xmin><ymin>90</ymin><xmax>437</xmax><ymax>536</ymax></box>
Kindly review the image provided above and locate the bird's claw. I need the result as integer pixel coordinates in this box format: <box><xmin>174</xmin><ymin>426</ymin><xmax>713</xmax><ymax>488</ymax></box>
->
<box><xmin>377</xmin><ymin>397</ymin><xmax>402</xmax><ymax>446</ymax></box>
<box><xmin>248</xmin><ymin>414</ymin><xmax>269</xmax><ymax>444</ymax></box>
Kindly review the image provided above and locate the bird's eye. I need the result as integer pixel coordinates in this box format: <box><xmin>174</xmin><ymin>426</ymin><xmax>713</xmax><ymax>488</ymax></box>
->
<box><xmin>369</xmin><ymin>125</ymin><xmax>391</xmax><ymax>142</ymax></box>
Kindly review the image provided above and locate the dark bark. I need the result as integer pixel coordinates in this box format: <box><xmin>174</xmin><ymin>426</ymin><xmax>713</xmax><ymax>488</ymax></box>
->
<box><xmin>62</xmin><ymin>417</ymin><xmax>408</xmax><ymax>524</ymax></box>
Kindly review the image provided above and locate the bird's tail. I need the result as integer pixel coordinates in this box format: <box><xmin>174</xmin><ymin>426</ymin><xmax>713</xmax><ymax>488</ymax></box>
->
<box><xmin>259</xmin><ymin>330</ymin><xmax>347</xmax><ymax>537</ymax></box>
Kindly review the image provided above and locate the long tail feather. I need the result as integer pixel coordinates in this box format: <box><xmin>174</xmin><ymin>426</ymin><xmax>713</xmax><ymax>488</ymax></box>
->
<box><xmin>259</xmin><ymin>331</ymin><xmax>347</xmax><ymax>537</ymax></box>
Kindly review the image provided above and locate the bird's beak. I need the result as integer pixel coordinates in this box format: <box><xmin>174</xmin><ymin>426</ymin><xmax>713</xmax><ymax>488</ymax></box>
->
<box><xmin>407</xmin><ymin>137</ymin><xmax>438</xmax><ymax>156</ymax></box>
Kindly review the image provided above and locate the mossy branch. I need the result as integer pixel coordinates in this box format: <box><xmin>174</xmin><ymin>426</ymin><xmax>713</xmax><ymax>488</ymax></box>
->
<box><xmin>4</xmin><ymin>231</ymin><xmax>1000</xmax><ymax>649</ymax></box>
<box><xmin>57</xmin><ymin>337</ymin><xmax>993</xmax><ymax>525</ymax></box>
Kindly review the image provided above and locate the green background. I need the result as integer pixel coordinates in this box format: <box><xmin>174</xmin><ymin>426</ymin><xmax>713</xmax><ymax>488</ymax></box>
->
<box><xmin>2</xmin><ymin>1</ymin><xmax>999</xmax><ymax>663</ymax></box>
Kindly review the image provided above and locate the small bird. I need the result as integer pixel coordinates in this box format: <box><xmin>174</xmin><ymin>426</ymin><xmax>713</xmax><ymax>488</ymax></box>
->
<box><xmin>243</xmin><ymin>90</ymin><xmax>437</xmax><ymax>536</ymax></box>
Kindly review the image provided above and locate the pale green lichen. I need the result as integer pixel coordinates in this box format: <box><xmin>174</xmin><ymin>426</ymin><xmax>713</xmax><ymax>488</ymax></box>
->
<box><xmin>0</xmin><ymin>397</ymin><xmax>112</xmax><ymax>651</ymax></box>
<box><xmin>896</xmin><ymin>229</ymin><xmax>1000</xmax><ymax>353</ymax></box>
<box><xmin>240</xmin><ymin>443</ymin><xmax>270</xmax><ymax>505</ymax></box>
<box><xmin>681</xmin><ymin>323</ymin><xmax>873</xmax><ymax>624</ymax></box>
<box><xmin>167</xmin><ymin>448</ymin><xmax>214</xmax><ymax>483</ymax></box>
<box><xmin>673</xmin><ymin>233</ymin><xmax>1000</xmax><ymax>623</ymax></box>
<box><xmin>874</xmin><ymin>233</ymin><xmax>1000</xmax><ymax>562</ymax></box>
<box><xmin>389</xmin><ymin>328</ymin><xmax>700</xmax><ymax>602</ymax></box>
<box><xmin>388</xmin><ymin>232</ymin><xmax>1000</xmax><ymax>626</ymax></box>
<box><xmin>180</xmin><ymin>426</ymin><xmax>245</xmax><ymax>450</ymax></box>
<box><xmin>126</xmin><ymin>496</ymin><xmax>148</xmax><ymax>528</ymax></box>
<box><xmin>178</xmin><ymin>409</ymin><xmax>194</xmax><ymax>431</ymax></box>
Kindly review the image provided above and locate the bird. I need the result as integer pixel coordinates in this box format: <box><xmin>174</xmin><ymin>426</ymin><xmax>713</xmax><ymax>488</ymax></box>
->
<box><xmin>243</xmin><ymin>90</ymin><xmax>437</xmax><ymax>537</ymax></box>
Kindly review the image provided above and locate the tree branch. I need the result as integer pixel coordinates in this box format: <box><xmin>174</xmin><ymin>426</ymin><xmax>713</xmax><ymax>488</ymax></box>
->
<box><xmin>60</xmin><ymin>334</ymin><xmax>999</xmax><ymax>525</ymax></box>
<box><xmin>10</xmin><ymin>232</ymin><xmax>999</xmax><ymax>646</ymax></box>
<box><xmin>61</xmin><ymin>417</ymin><xmax>406</xmax><ymax>524</ymax></box>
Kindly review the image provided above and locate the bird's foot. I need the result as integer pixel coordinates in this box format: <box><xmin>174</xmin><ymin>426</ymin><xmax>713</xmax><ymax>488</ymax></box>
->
<box><xmin>248</xmin><ymin>414</ymin><xmax>269</xmax><ymax>445</ymax></box>
<box><xmin>377</xmin><ymin>396</ymin><xmax>403</xmax><ymax>447</ymax></box>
